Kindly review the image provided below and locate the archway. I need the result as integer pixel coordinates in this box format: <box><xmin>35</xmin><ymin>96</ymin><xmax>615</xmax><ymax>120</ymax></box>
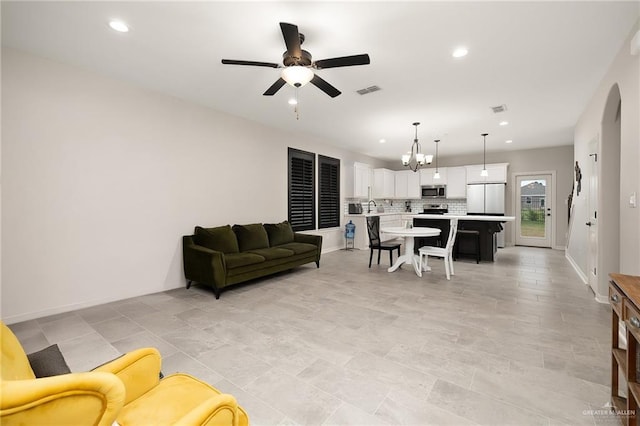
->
<box><xmin>596</xmin><ymin>83</ymin><xmax>622</xmax><ymax>299</ymax></box>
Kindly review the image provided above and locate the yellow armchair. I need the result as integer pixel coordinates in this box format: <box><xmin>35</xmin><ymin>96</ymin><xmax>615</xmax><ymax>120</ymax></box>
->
<box><xmin>1</xmin><ymin>321</ymin><xmax>249</xmax><ymax>426</ymax></box>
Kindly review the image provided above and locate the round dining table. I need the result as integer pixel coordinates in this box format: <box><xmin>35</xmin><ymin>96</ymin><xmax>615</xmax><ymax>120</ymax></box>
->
<box><xmin>380</xmin><ymin>226</ymin><xmax>441</xmax><ymax>277</ymax></box>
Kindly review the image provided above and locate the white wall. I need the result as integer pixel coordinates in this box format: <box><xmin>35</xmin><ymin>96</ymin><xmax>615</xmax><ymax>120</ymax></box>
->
<box><xmin>568</xmin><ymin>21</ymin><xmax>640</xmax><ymax>299</ymax></box>
<box><xmin>1</xmin><ymin>48</ymin><xmax>386</xmax><ymax>323</ymax></box>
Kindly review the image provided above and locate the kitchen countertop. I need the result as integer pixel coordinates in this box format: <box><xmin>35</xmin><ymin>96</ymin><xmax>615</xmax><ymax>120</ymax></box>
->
<box><xmin>344</xmin><ymin>212</ymin><xmax>418</xmax><ymax>217</ymax></box>
<box><xmin>414</xmin><ymin>214</ymin><xmax>515</xmax><ymax>221</ymax></box>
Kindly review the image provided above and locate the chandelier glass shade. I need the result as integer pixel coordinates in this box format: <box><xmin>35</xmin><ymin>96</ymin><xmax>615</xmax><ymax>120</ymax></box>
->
<box><xmin>281</xmin><ymin>66</ymin><xmax>314</xmax><ymax>87</ymax></box>
<box><xmin>402</xmin><ymin>122</ymin><xmax>432</xmax><ymax>172</ymax></box>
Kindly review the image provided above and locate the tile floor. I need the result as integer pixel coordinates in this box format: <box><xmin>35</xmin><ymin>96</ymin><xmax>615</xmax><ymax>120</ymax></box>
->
<box><xmin>9</xmin><ymin>246</ymin><xmax>613</xmax><ymax>425</ymax></box>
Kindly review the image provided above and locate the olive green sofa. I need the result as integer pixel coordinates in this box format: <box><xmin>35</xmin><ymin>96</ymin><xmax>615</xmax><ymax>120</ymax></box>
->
<box><xmin>183</xmin><ymin>221</ymin><xmax>322</xmax><ymax>298</ymax></box>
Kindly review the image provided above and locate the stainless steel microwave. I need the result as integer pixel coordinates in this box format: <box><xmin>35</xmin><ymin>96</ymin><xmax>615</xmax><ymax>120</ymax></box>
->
<box><xmin>421</xmin><ymin>185</ymin><xmax>446</xmax><ymax>199</ymax></box>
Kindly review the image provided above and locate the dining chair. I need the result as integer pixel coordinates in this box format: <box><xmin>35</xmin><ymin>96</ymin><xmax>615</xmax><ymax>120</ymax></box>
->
<box><xmin>366</xmin><ymin>216</ymin><xmax>401</xmax><ymax>268</ymax></box>
<box><xmin>418</xmin><ymin>218</ymin><xmax>458</xmax><ymax>280</ymax></box>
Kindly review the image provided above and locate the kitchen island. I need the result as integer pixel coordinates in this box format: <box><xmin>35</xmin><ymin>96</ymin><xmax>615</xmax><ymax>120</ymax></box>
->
<box><xmin>413</xmin><ymin>214</ymin><xmax>515</xmax><ymax>262</ymax></box>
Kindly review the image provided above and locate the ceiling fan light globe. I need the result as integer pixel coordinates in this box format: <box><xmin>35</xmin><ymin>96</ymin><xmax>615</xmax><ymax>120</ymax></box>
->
<box><xmin>281</xmin><ymin>66</ymin><xmax>314</xmax><ymax>87</ymax></box>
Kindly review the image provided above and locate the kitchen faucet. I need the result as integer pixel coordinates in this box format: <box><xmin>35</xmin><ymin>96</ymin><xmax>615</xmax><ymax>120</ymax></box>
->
<box><xmin>367</xmin><ymin>199</ymin><xmax>377</xmax><ymax>213</ymax></box>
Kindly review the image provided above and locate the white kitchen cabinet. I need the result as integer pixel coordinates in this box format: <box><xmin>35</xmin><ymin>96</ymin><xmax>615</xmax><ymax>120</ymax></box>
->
<box><xmin>354</xmin><ymin>162</ymin><xmax>372</xmax><ymax>198</ymax></box>
<box><xmin>347</xmin><ymin>215</ymin><xmax>369</xmax><ymax>249</ymax></box>
<box><xmin>394</xmin><ymin>170</ymin><xmax>421</xmax><ymax>199</ymax></box>
<box><xmin>373</xmin><ymin>168</ymin><xmax>395</xmax><ymax>198</ymax></box>
<box><xmin>346</xmin><ymin>213</ymin><xmax>402</xmax><ymax>249</ymax></box>
<box><xmin>395</xmin><ymin>171</ymin><xmax>408</xmax><ymax>198</ymax></box>
<box><xmin>419</xmin><ymin>167</ymin><xmax>447</xmax><ymax>185</ymax></box>
<box><xmin>407</xmin><ymin>170</ymin><xmax>421</xmax><ymax>198</ymax></box>
<box><xmin>446</xmin><ymin>166</ymin><xmax>466</xmax><ymax>198</ymax></box>
<box><xmin>378</xmin><ymin>214</ymin><xmax>403</xmax><ymax>242</ymax></box>
<box><xmin>465</xmin><ymin>163</ymin><xmax>508</xmax><ymax>183</ymax></box>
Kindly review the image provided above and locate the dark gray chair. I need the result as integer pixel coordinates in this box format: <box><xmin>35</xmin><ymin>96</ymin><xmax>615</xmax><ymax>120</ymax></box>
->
<box><xmin>366</xmin><ymin>216</ymin><xmax>401</xmax><ymax>268</ymax></box>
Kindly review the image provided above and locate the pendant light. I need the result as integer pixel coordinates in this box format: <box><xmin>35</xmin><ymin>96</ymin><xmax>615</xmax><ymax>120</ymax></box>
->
<box><xmin>402</xmin><ymin>122</ymin><xmax>433</xmax><ymax>172</ymax></box>
<box><xmin>433</xmin><ymin>139</ymin><xmax>441</xmax><ymax>179</ymax></box>
<box><xmin>481</xmin><ymin>133</ymin><xmax>489</xmax><ymax>177</ymax></box>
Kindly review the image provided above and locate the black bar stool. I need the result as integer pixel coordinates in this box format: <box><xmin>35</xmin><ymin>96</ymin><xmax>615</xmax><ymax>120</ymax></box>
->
<box><xmin>454</xmin><ymin>229</ymin><xmax>480</xmax><ymax>263</ymax></box>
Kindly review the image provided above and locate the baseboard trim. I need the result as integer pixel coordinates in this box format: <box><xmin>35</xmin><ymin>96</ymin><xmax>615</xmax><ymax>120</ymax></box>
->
<box><xmin>322</xmin><ymin>245</ymin><xmax>343</xmax><ymax>254</ymax></box>
<box><xmin>594</xmin><ymin>293</ymin><xmax>609</xmax><ymax>304</ymax></box>
<box><xmin>565</xmin><ymin>251</ymin><xmax>588</xmax><ymax>284</ymax></box>
<box><xmin>1</xmin><ymin>287</ymin><xmax>183</xmax><ymax>325</ymax></box>
<box><xmin>564</xmin><ymin>252</ymin><xmax>609</xmax><ymax>303</ymax></box>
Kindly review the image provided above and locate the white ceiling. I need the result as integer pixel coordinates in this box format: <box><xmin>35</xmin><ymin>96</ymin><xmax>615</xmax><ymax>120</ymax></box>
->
<box><xmin>2</xmin><ymin>1</ymin><xmax>638</xmax><ymax>162</ymax></box>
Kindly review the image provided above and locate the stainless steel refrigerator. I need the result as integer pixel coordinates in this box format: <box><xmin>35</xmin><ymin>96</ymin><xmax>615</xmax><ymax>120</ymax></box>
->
<box><xmin>466</xmin><ymin>183</ymin><xmax>506</xmax><ymax>215</ymax></box>
<box><xmin>466</xmin><ymin>183</ymin><xmax>506</xmax><ymax>247</ymax></box>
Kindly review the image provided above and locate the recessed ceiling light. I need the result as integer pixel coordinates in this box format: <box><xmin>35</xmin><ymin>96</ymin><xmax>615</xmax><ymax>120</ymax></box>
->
<box><xmin>288</xmin><ymin>98</ymin><xmax>298</xmax><ymax>105</ymax></box>
<box><xmin>452</xmin><ymin>47</ymin><xmax>468</xmax><ymax>58</ymax></box>
<box><xmin>505</xmin><ymin>139</ymin><xmax>513</xmax><ymax>144</ymax></box>
<box><xmin>499</xmin><ymin>121</ymin><xmax>509</xmax><ymax>126</ymax></box>
<box><xmin>109</xmin><ymin>20</ymin><xmax>129</xmax><ymax>33</ymax></box>
<box><xmin>379</xmin><ymin>139</ymin><xmax>386</xmax><ymax>144</ymax></box>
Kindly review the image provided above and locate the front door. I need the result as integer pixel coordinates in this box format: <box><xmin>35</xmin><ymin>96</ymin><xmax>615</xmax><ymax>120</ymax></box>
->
<box><xmin>515</xmin><ymin>174</ymin><xmax>552</xmax><ymax>247</ymax></box>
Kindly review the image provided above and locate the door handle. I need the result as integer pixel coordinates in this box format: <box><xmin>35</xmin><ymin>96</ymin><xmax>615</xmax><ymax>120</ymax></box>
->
<box><xmin>586</xmin><ymin>222</ymin><xmax>592</xmax><ymax>226</ymax></box>
<box><xmin>546</xmin><ymin>214</ymin><xmax>551</xmax><ymax>216</ymax></box>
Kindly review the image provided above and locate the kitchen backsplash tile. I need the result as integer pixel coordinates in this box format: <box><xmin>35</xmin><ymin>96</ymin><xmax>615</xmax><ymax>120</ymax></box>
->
<box><xmin>345</xmin><ymin>198</ymin><xmax>467</xmax><ymax>214</ymax></box>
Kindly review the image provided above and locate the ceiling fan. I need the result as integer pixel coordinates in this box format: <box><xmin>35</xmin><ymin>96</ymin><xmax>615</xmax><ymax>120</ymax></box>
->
<box><xmin>221</xmin><ymin>22</ymin><xmax>370</xmax><ymax>98</ymax></box>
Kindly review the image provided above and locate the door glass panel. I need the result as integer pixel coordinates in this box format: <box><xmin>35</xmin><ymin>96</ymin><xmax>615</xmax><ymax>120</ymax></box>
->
<box><xmin>519</xmin><ymin>179</ymin><xmax>547</xmax><ymax>238</ymax></box>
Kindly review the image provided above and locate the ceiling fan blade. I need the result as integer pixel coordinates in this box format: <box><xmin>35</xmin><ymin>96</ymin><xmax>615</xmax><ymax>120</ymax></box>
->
<box><xmin>221</xmin><ymin>59</ymin><xmax>280</xmax><ymax>68</ymax></box>
<box><xmin>314</xmin><ymin>54</ymin><xmax>371</xmax><ymax>69</ymax></box>
<box><xmin>263</xmin><ymin>78</ymin><xmax>287</xmax><ymax>96</ymax></box>
<box><xmin>280</xmin><ymin>22</ymin><xmax>302</xmax><ymax>58</ymax></box>
<box><xmin>310</xmin><ymin>74</ymin><xmax>341</xmax><ymax>98</ymax></box>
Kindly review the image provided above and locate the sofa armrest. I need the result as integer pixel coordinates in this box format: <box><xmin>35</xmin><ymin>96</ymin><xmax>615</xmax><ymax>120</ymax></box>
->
<box><xmin>0</xmin><ymin>372</ymin><xmax>124</xmax><ymax>426</ymax></box>
<box><xmin>93</xmin><ymin>348</ymin><xmax>161</xmax><ymax>405</ymax></box>
<box><xmin>294</xmin><ymin>233</ymin><xmax>323</xmax><ymax>260</ymax></box>
<box><xmin>174</xmin><ymin>394</ymin><xmax>246</xmax><ymax>426</ymax></box>
<box><xmin>183</xmin><ymin>236</ymin><xmax>227</xmax><ymax>288</ymax></box>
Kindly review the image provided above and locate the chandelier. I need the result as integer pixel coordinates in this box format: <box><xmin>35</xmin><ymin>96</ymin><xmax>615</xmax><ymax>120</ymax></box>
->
<box><xmin>401</xmin><ymin>122</ymin><xmax>433</xmax><ymax>172</ymax></box>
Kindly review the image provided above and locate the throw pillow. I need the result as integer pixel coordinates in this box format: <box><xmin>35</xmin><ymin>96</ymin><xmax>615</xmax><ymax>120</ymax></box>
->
<box><xmin>27</xmin><ymin>344</ymin><xmax>71</xmax><ymax>378</ymax></box>
<box><xmin>232</xmin><ymin>224</ymin><xmax>270</xmax><ymax>252</ymax></box>
<box><xmin>194</xmin><ymin>225</ymin><xmax>240</xmax><ymax>254</ymax></box>
<box><xmin>264</xmin><ymin>220</ymin><xmax>295</xmax><ymax>247</ymax></box>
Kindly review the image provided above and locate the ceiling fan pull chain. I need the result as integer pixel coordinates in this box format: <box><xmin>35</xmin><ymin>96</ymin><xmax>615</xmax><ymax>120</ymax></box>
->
<box><xmin>294</xmin><ymin>87</ymin><xmax>300</xmax><ymax>120</ymax></box>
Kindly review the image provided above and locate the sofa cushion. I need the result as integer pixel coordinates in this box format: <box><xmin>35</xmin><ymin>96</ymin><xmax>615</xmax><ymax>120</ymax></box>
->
<box><xmin>224</xmin><ymin>252</ymin><xmax>265</xmax><ymax>269</ymax></box>
<box><xmin>264</xmin><ymin>221</ymin><xmax>295</xmax><ymax>247</ymax></box>
<box><xmin>246</xmin><ymin>247</ymin><xmax>294</xmax><ymax>261</ymax></box>
<box><xmin>194</xmin><ymin>225</ymin><xmax>239</xmax><ymax>254</ymax></box>
<box><xmin>27</xmin><ymin>344</ymin><xmax>71</xmax><ymax>378</ymax></box>
<box><xmin>277</xmin><ymin>242</ymin><xmax>317</xmax><ymax>255</ymax></box>
<box><xmin>232</xmin><ymin>224</ymin><xmax>270</xmax><ymax>252</ymax></box>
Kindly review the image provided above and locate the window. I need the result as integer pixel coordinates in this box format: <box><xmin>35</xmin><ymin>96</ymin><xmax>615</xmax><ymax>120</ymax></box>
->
<box><xmin>318</xmin><ymin>155</ymin><xmax>340</xmax><ymax>229</ymax></box>
<box><xmin>288</xmin><ymin>148</ymin><xmax>315</xmax><ymax>231</ymax></box>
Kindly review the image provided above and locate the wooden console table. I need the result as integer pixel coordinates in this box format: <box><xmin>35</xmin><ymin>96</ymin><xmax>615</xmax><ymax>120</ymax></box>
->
<box><xmin>610</xmin><ymin>273</ymin><xmax>640</xmax><ymax>425</ymax></box>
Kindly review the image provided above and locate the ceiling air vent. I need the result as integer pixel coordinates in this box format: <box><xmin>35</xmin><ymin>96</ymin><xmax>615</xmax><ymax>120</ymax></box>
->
<box><xmin>356</xmin><ymin>85</ymin><xmax>381</xmax><ymax>95</ymax></box>
<box><xmin>491</xmin><ymin>104</ymin><xmax>508</xmax><ymax>113</ymax></box>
